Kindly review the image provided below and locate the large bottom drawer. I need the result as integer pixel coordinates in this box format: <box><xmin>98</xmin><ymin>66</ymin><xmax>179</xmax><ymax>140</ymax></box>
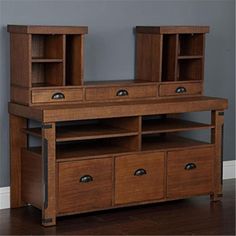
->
<box><xmin>58</xmin><ymin>158</ymin><xmax>112</xmax><ymax>214</ymax></box>
<box><xmin>167</xmin><ymin>147</ymin><xmax>214</xmax><ymax>198</ymax></box>
<box><xmin>115</xmin><ymin>152</ymin><xmax>165</xmax><ymax>205</ymax></box>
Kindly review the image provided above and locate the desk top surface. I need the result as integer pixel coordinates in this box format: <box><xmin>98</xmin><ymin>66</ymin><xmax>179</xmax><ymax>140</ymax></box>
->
<box><xmin>9</xmin><ymin>96</ymin><xmax>228</xmax><ymax>123</ymax></box>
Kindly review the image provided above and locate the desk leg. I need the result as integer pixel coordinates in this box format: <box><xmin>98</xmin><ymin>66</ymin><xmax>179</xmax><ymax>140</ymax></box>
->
<box><xmin>9</xmin><ymin>114</ymin><xmax>27</xmax><ymax>208</ymax></box>
<box><xmin>42</xmin><ymin>123</ymin><xmax>56</xmax><ymax>226</ymax></box>
<box><xmin>211</xmin><ymin>110</ymin><xmax>224</xmax><ymax>201</ymax></box>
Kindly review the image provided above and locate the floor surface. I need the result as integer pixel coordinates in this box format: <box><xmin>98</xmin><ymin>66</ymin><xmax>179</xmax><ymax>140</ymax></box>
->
<box><xmin>0</xmin><ymin>179</ymin><xmax>235</xmax><ymax>235</ymax></box>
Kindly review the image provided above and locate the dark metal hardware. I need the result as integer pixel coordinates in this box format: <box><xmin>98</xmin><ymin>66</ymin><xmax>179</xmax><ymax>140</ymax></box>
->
<box><xmin>134</xmin><ymin>168</ymin><xmax>147</xmax><ymax>176</ymax></box>
<box><xmin>116</xmin><ymin>89</ymin><xmax>129</xmax><ymax>97</ymax></box>
<box><xmin>43</xmin><ymin>139</ymin><xmax>48</xmax><ymax>209</ymax></box>
<box><xmin>42</xmin><ymin>124</ymin><xmax>52</xmax><ymax>129</ymax></box>
<box><xmin>42</xmin><ymin>218</ymin><xmax>53</xmax><ymax>224</ymax></box>
<box><xmin>185</xmin><ymin>163</ymin><xmax>197</xmax><ymax>170</ymax></box>
<box><xmin>51</xmin><ymin>92</ymin><xmax>65</xmax><ymax>100</ymax></box>
<box><xmin>175</xmin><ymin>87</ymin><xmax>187</xmax><ymax>94</ymax></box>
<box><xmin>80</xmin><ymin>175</ymin><xmax>93</xmax><ymax>183</ymax></box>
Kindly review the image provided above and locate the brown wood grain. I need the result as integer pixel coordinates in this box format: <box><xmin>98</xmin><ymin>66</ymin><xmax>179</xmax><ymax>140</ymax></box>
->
<box><xmin>9</xmin><ymin>114</ymin><xmax>27</xmax><ymax>208</ymax></box>
<box><xmin>10</xmin><ymin>33</ymin><xmax>31</xmax><ymax>87</ymax></box>
<box><xmin>11</xmin><ymin>86</ymin><xmax>30</xmax><ymax>105</ymax></box>
<box><xmin>115</xmin><ymin>152</ymin><xmax>165</xmax><ymax>204</ymax></box>
<box><xmin>66</xmin><ymin>35</ymin><xmax>84</xmax><ymax>86</ymax></box>
<box><xmin>211</xmin><ymin>110</ymin><xmax>224</xmax><ymax>201</ymax></box>
<box><xmin>136</xmin><ymin>26</ymin><xmax>210</xmax><ymax>34</ymax></box>
<box><xmin>31</xmin><ymin>88</ymin><xmax>83</xmax><ymax>104</ymax></box>
<box><xmin>85</xmin><ymin>84</ymin><xmax>157</xmax><ymax>101</ymax></box>
<box><xmin>7</xmin><ymin>25</ymin><xmax>88</xmax><ymax>34</ymax></box>
<box><xmin>167</xmin><ymin>147</ymin><xmax>214</xmax><ymax>198</ymax></box>
<box><xmin>21</xmin><ymin>149</ymin><xmax>42</xmax><ymax>209</ymax></box>
<box><xmin>57</xmin><ymin>158</ymin><xmax>112</xmax><ymax>214</ymax></box>
<box><xmin>159</xmin><ymin>82</ymin><xmax>202</xmax><ymax>97</ymax></box>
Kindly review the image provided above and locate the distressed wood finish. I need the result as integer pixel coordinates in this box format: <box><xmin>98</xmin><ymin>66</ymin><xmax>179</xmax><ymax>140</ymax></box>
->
<box><xmin>211</xmin><ymin>110</ymin><xmax>225</xmax><ymax>201</ymax></box>
<box><xmin>159</xmin><ymin>82</ymin><xmax>202</xmax><ymax>97</ymax></box>
<box><xmin>115</xmin><ymin>152</ymin><xmax>165</xmax><ymax>204</ymax></box>
<box><xmin>58</xmin><ymin>158</ymin><xmax>112</xmax><ymax>214</ymax></box>
<box><xmin>9</xmin><ymin>114</ymin><xmax>27</xmax><ymax>208</ymax></box>
<box><xmin>135</xmin><ymin>33</ymin><xmax>162</xmax><ymax>82</ymax></box>
<box><xmin>136</xmin><ymin>26</ymin><xmax>210</xmax><ymax>34</ymax></box>
<box><xmin>85</xmin><ymin>84</ymin><xmax>157</xmax><ymax>101</ymax></box>
<box><xmin>21</xmin><ymin>149</ymin><xmax>42</xmax><ymax>209</ymax></box>
<box><xmin>167</xmin><ymin>147</ymin><xmax>214</xmax><ymax>198</ymax></box>
<box><xmin>7</xmin><ymin>25</ymin><xmax>88</xmax><ymax>34</ymax></box>
<box><xmin>9</xmin><ymin>96</ymin><xmax>228</xmax><ymax>123</ymax></box>
<box><xmin>8</xmin><ymin>25</ymin><xmax>228</xmax><ymax>227</ymax></box>
<box><xmin>32</xmin><ymin>88</ymin><xmax>83</xmax><ymax>104</ymax></box>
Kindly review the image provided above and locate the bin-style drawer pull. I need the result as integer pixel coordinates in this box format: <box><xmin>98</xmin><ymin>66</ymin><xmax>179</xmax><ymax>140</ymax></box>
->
<box><xmin>185</xmin><ymin>163</ymin><xmax>197</xmax><ymax>170</ymax></box>
<box><xmin>116</xmin><ymin>89</ymin><xmax>129</xmax><ymax>97</ymax></box>
<box><xmin>175</xmin><ymin>87</ymin><xmax>187</xmax><ymax>94</ymax></box>
<box><xmin>51</xmin><ymin>92</ymin><xmax>65</xmax><ymax>100</ymax></box>
<box><xmin>134</xmin><ymin>168</ymin><xmax>147</xmax><ymax>176</ymax></box>
<box><xmin>80</xmin><ymin>175</ymin><xmax>93</xmax><ymax>183</ymax></box>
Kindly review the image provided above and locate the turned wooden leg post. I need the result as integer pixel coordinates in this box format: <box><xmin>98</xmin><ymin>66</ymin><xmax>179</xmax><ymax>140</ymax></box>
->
<box><xmin>211</xmin><ymin>110</ymin><xmax>224</xmax><ymax>201</ymax></box>
<box><xmin>41</xmin><ymin>123</ymin><xmax>56</xmax><ymax>226</ymax></box>
<box><xmin>9</xmin><ymin>114</ymin><xmax>27</xmax><ymax>208</ymax></box>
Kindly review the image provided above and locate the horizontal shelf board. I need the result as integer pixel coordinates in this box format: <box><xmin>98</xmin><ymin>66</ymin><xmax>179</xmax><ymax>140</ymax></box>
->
<box><xmin>32</xmin><ymin>82</ymin><xmax>62</xmax><ymax>87</ymax></box>
<box><xmin>32</xmin><ymin>58</ymin><xmax>63</xmax><ymax>63</ymax></box>
<box><xmin>142</xmin><ymin>135</ymin><xmax>212</xmax><ymax>152</ymax></box>
<box><xmin>23</xmin><ymin>128</ymin><xmax>41</xmax><ymax>137</ymax></box>
<box><xmin>142</xmin><ymin>118</ymin><xmax>214</xmax><ymax>134</ymax></box>
<box><xmin>27</xmin><ymin>141</ymin><xmax>132</xmax><ymax>161</ymax></box>
<box><xmin>23</xmin><ymin>125</ymin><xmax>138</xmax><ymax>142</ymax></box>
<box><xmin>178</xmin><ymin>55</ymin><xmax>203</xmax><ymax>59</ymax></box>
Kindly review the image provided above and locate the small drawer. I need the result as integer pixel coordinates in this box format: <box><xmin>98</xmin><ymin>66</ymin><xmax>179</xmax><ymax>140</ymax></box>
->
<box><xmin>58</xmin><ymin>158</ymin><xmax>112</xmax><ymax>214</ymax></box>
<box><xmin>31</xmin><ymin>88</ymin><xmax>83</xmax><ymax>104</ymax></box>
<box><xmin>85</xmin><ymin>85</ymin><xmax>157</xmax><ymax>101</ymax></box>
<box><xmin>115</xmin><ymin>152</ymin><xmax>165</xmax><ymax>205</ymax></box>
<box><xmin>167</xmin><ymin>147</ymin><xmax>214</xmax><ymax>198</ymax></box>
<box><xmin>159</xmin><ymin>82</ymin><xmax>202</xmax><ymax>97</ymax></box>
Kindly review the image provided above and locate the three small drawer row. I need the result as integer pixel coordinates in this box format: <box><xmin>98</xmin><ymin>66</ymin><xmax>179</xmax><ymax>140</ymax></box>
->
<box><xmin>31</xmin><ymin>82</ymin><xmax>202</xmax><ymax>104</ymax></box>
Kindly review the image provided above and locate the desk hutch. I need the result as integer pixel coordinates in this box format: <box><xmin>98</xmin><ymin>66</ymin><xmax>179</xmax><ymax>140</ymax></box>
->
<box><xmin>8</xmin><ymin>25</ymin><xmax>228</xmax><ymax>226</ymax></box>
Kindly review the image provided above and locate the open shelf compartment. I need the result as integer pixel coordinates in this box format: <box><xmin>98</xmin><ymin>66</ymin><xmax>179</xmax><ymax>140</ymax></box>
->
<box><xmin>178</xmin><ymin>34</ymin><xmax>204</xmax><ymax>56</ymax></box>
<box><xmin>23</xmin><ymin>116</ymin><xmax>140</xmax><ymax>142</ymax></box>
<box><xmin>142</xmin><ymin>116</ymin><xmax>214</xmax><ymax>134</ymax></box>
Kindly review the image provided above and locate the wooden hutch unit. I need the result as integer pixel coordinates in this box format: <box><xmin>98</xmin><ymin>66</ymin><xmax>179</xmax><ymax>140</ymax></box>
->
<box><xmin>8</xmin><ymin>25</ymin><xmax>228</xmax><ymax>226</ymax></box>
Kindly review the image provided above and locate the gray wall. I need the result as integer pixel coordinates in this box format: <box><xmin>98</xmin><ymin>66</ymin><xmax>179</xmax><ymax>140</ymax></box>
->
<box><xmin>0</xmin><ymin>0</ymin><xmax>235</xmax><ymax>187</ymax></box>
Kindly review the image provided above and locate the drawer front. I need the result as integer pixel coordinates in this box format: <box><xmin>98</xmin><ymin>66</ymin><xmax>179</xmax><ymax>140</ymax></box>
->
<box><xmin>167</xmin><ymin>147</ymin><xmax>214</xmax><ymax>198</ymax></box>
<box><xmin>115</xmin><ymin>152</ymin><xmax>165</xmax><ymax>205</ymax></box>
<box><xmin>32</xmin><ymin>88</ymin><xmax>83</xmax><ymax>104</ymax></box>
<box><xmin>58</xmin><ymin>158</ymin><xmax>112</xmax><ymax>214</ymax></box>
<box><xmin>85</xmin><ymin>85</ymin><xmax>157</xmax><ymax>101</ymax></box>
<box><xmin>159</xmin><ymin>82</ymin><xmax>202</xmax><ymax>97</ymax></box>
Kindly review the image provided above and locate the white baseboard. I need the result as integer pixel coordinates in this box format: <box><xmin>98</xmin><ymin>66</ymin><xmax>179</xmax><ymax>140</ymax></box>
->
<box><xmin>0</xmin><ymin>160</ymin><xmax>235</xmax><ymax>210</ymax></box>
<box><xmin>223</xmin><ymin>160</ymin><xmax>236</xmax><ymax>179</ymax></box>
<box><xmin>0</xmin><ymin>187</ymin><xmax>10</xmax><ymax>209</ymax></box>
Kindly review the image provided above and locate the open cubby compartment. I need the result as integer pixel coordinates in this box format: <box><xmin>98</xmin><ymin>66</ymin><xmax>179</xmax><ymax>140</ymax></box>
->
<box><xmin>31</xmin><ymin>62</ymin><xmax>64</xmax><ymax>87</ymax></box>
<box><xmin>162</xmin><ymin>34</ymin><xmax>178</xmax><ymax>81</ymax></box>
<box><xmin>55</xmin><ymin>135</ymin><xmax>139</xmax><ymax>161</ymax></box>
<box><xmin>142</xmin><ymin>114</ymin><xmax>214</xmax><ymax>135</ymax></box>
<box><xmin>178</xmin><ymin>34</ymin><xmax>204</xmax><ymax>56</ymax></box>
<box><xmin>31</xmin><ymin>34</ymin><xmax>64</xmax><ymax>60</ymax></box>
<box><xmin>142</xmin><ymin>132</ymin><xmax>212</xmax><ymax>152</ymax></box>
<box><xmin>177</xmin><ymin>58</ymin><xmax>203</xmax><ymax>81</ymax></box>
<box><xmin>23</xmin><ymin>117</ymin><xmax>140</xmax><ymax>142</ymax></box>
<box><xmin>66</xmin><ymin>35</ymin><xmax>84</xmax><ymax>86</ymax></box>
<box><xmin>56</xmin><ymin>116</ymin><xmax>140</xmax><ymax>142</ymax></box>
